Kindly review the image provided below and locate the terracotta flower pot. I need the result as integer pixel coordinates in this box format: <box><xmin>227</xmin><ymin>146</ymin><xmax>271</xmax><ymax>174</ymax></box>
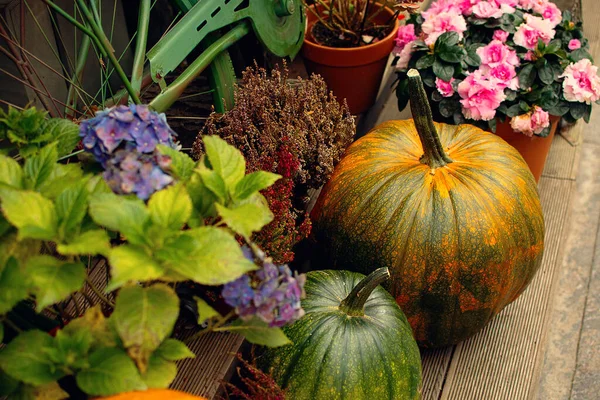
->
<box><xmin>301</xmin><ymin>4</ymin><xmax>399</xmax><ymax>115</ymax></box>
<box><xmin>494</xmin><ymin>116</ymin><xmax>560</xmax><ymax>183</ymax></box>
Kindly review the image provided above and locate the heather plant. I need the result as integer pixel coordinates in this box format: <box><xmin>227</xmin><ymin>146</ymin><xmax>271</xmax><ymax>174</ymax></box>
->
<box><xmin>194</xmin><ymin>64</ymin><xmax>355</xmax><ymax>264</ymax></box>
<box><xmin>0</xmin><ymin>106</ymin><xmax>305</xmax><ymax>399</ymax></box>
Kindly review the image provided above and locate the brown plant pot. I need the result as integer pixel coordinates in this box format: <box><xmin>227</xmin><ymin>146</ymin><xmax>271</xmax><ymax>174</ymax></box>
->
<box><xmin>494</xmin><ymin>116</ymin><xmax>560</xmax><ymax>183</ymax></box>
<box><xmin>301</xmin><ymin>4</ymin><xmax>399</xmax><ymax>115</ymax></box>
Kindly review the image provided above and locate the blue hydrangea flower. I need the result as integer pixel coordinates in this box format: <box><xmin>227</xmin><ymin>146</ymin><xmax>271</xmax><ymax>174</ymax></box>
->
<box><xmin>222</xmin><ymin>248</ymin><xmax>306</xmax><ymax>328</ymax></box>
<box><xmin>79</xmin><ymin>105</ymin><xmax>179</xmax><ymax>200</ymax></box>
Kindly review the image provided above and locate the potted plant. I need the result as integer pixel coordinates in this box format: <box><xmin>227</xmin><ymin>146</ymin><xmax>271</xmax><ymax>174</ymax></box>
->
<box><xmin>302</xmin><ymin>0</ymin><xmax>425</xmax><ymax>114</ymax></box>
<box><xmin>0</xmin><ymin>105</ymin><xmax>306</xmax><ymax>398</ymax></box>
<box><xmin>393</xmin><ymin>0</ymin><xmax>600</xmax><ymax>181</ymax></box>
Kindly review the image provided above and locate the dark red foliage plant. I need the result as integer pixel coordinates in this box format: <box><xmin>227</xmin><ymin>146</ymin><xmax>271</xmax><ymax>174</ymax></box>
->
<box><xmin>193</xmin><ymin>63</ymin><xmax>354</xmax><ymax>263</ymax></box>
<box><xmin>222</xmin><ymin>353</ymin><xmax>286</xmax><ymax>400</ymax></box>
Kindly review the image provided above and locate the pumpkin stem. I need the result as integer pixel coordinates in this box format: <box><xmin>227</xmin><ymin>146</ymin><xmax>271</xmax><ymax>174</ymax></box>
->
<box><xmin>407</xmin><ymin>69</ymin><xmax>453</xmax><ymax>168</ymax></box>
<box><xmin>339</xmin><ymin>268</ymin><xmax>390</xmax><ymax>317</ymax></box>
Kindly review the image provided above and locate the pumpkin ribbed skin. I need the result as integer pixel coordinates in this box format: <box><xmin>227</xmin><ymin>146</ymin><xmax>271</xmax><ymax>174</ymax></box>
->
<box><xmin>260</xmin><ymin>270</ymin><xmax>422</xmax><ymax>399</ymax></box>
<box><xmin>99</xmin><ymin>390</ymin><xmax>206</xmax><ymax>399</ymax></box>
<box><xmin>311</xmin><ymin>120</ymin><xmax>545</xmax><ymax>348</ymax></box>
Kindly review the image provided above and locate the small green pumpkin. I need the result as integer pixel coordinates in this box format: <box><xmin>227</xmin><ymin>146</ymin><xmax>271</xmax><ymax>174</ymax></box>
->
<box><xmin>260</xmin><ymin>268</ymin><xmax>422</xmax><ymax>400</ymax></box>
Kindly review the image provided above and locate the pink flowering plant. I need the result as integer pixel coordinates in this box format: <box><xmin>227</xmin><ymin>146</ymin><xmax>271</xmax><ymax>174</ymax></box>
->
<box><xmin>393</xmin><ymin>0</ymin><xmax>599</xmax><ymax>137</ymax></box>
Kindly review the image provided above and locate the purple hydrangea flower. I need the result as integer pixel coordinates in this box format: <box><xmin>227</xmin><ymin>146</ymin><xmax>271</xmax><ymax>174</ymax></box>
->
<box><xmin>222</xmin><ymin>248</ymin><xmax>306</xmax><ymax>328</ymax></box>
<box><xmin>79</xmin><ymin>104</ymin><xmax>179</xmax><ymax>200</ymax></box>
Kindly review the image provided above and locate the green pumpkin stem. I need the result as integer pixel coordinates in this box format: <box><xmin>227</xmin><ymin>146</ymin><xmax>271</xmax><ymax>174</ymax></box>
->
<box><xmin>339</xmin><ymin>268</ymin><xmax>390</xmax><ymax>317</ymax></box>
<box><xmin>407</xmin><ymin>69</ymin><xmax>453</xmax><ymax>168</ymax></box>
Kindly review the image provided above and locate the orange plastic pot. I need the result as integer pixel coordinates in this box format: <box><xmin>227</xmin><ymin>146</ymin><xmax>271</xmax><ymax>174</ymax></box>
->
<box><xmin>494</xmin><ymin>116</ymin><xmax>559</xmax><ymax>182</ymax></box>
<box><xmin>301</xmin><ymin>4</ymin><xmax>399</xmax><ymax>115</ymax></box>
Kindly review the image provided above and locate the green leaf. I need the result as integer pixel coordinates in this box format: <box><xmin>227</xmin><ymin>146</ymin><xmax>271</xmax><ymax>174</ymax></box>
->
<box><xmin>197</xmin><ymin>165</ymin><xmax>227</xmax><ymax>203</ymax></box>
<box><xmin>86</xmin><ymin>175</ymin><xmax>112</xmax><ymax>196</ymax></box>
<box><xmin>0</xmin><ymin>370</ymin><xmax>19</xmax><ymax>396</ymax></box>
<box><xmin>234</xmin><ymin>171</ymin><xmax>281</xmax><ymax>201</ymax></box>
<box><xmin>113</xmin><ymin>284</ymin><xmax>179</xmax><ymax>372</ymax></box>
<box><xmin>545</xmin><ymin>39</ymin><xmax>562</xmax><ymax>55</ymax></box>
<box><xmin>0</xmin><ymin>323</ymin><xmax>3</xmax><ymax>343</ymax></box>
<box><xmin>156</xmin><ymin>145</ymin><xmax>195</xmax><ymax>181</ymax></box>
<box><xmin>518</xmin><ymin>64</ymin><xmax>537</xmax><ymax>89</ymax></box>
<box><xmin>155</xmin><ymin>339</ymin><xmax>195</xmax><ymax>361</ymax></box>
<box><xmin>439</xmin><ymin>98</ymin><xmax>458</xmax><ymax>118</ymax></box>
<box><xmin>0</xmin><ymin>189</ymin><xmax>57</xmax><ymax>241</ymax></box>
<box><xmin>570</xmin><ymin>48</ymin><xmax>593</xmax><ymax>62</ymax></box>
<box><xmin>23</xmin><ymin>143</ymin><xmax>57</xmax><ymax>190</ymax></box>
<box><xmin>141</xmin><ymin>355</ymin><xmax>177</xmax><ymax>389</ymax></box>
<box><xmin>89</xmin><ymin>193</ymin><xmax>150</xmax><ymax>246</ymax></box>
<box><xmin>195</xmin><ymin>297</ymin><xmax>220</xmax><ymax>325</ymax></box>
<box><xmin>55</xmin><ymin>179</ymin><xmax>89</xmax><ymax>241</ymax></box>
<box><xmin>433</xmin><ymin>59</ymin><xmax>454</xmax><ymax>82</ymax></box>
<box><xmin>0</xmin><ymin>258</ymin><xmax>31</xmax><ymax>315</ymax></box>
<box><xmin>157</xmin><ymin>227</ymin><xmax>256</xmax><ymax>285</ymax></box>
<box><xmin>570</xmin><ymin>102</ymin><xmax>588</xmax><ymax>120</ymax></box>
<box><xmin>438</xmin><ymin>44</ymin><xmax>464</xmax><ymax>64</ymax></box>
<box><xmin>396</xmin><ymin>78</ymin><xmax>410</xmax><ymax>112</ymax></box>
<box><xmin>0</xmin><ymin>213</ymin><xmax>11</xmax><ymax>238</ymax></box>
<box><xmin>57</xmin><ymin>229</ymin><xmax>110</xmax><ymax>256</ymax></box>
<box><xmin>75</xmin><ymin>347</ymin><xmax>147</xmax><ymax>396</ymax></box>
<box><xmin>41</xmin><ymin>118</ymin><xmax>81</xmax><ymax>157</ymax></box>
<box><xmin>13</xmin><ymin>381</ymin><xmax>70</xmax><ymax>400</ymax></box>
<box><xmin>415</xmin><ymin>54</ymin><xmax>435</xmax><ymax>69</ymax></box>
<box><xmin>464</xmin><ymin>48</ymin><xmax>481</xmax><ymax>67</ymax></box>
<box><xmin>38</xmin><ymin>164</ymin><xmax>84</xmax><ymax>199</ymax></box>
<box><xmin>224</xmin><ymin>318</ymin><xmax>291</xmax><ymax>347</ymax></box>
<box><xmin>202</xmin><ymin>135</ymin><xmax>245</xmax><ymax>188</ymax></box>
<box><xmin>0</xmin><ymin>155</ymin><xmax>23</xmax><ymax>189</ymax></box>
<box><xmin>216</xmin><ymin>200</ymin><xmax>273</xmax><ymax>238</ymax></box>
<box><xmin>63</xmin><ymin>305</ymin><xmax>118</xmax><ymax>349</ymax></box>
<box><xmin>435</xmin><ymin>31</ymin><xmax>460</xmax><ymax>47</ymax></box>
<box><xmin>186</xmin><ymin>171</ymin><xmax>218</xmax><ymax>222</ymax></box>
<box><xmin>148</xmin><ymin>183</ymin><xmax>192</xmax><ymax>231</ymax></box>
<box><xmin>27</xmin><ymin>256</ymin><xmax>85</xmax><ymax>312</ymax></box>
<box><xmin>0</xmin><ymin>330</ymin><xmax>64</xmax><ymax>385</ymax></box>
<box><xmin>106</xmin><ymin>245</ymin><xmax>164</xmax><ymax>290</ymax></box>
<box><xmin>46</xmin><ymin>328</ymin><xmax>93</xmax><ymax>370</ymax></box>
<box><xmin>538</xmin><ymin>63</ymin><xmax>556</xmax><ymax>85</ymax></box>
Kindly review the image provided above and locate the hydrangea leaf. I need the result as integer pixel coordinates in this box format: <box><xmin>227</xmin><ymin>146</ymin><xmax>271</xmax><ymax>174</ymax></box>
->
<box><xmin>158</xmin><ymin>227</ymin><xmax>256</xmax><ymax>285</ymax></box>
<box><xmin>23</xmin><ymin>142</ymin><xmax>58</xmax><ymax>190</ymax></box>
<box><xmin>42</xmin><ymin>118</ymin><xmax>81</xmax><ymax>157</ymax></box>
<box><xmin>0</xmin><ymin>369</ymin><xmax>19</xmax><ymax>396</ymax></box>
<box><xmin>223</xmin><ymin>318</ymin><xmax>291</xmax><ymax>347</ymax></box>
<box><xmin>112</xmin><ymin>284</ymin><xmax>179</xmax><ymax>373</ymax></box>
<box><xmin>106</xmin><ymin>245</ymin><xmax>165</xmax><ymax>291</ymax></box>
<box><xmin>63</xmin><ymin>305</ymin><xmax>118</xmax><ymax>349</ymax></box>
<box><xmin>216</xmin><ymin>198</ymin><xmax>274</xmax><ymax>239</ymax></box>
<box><xmin>0</xmin><ymin>257</ymin><xmax>32</xmax><ymax>315</ymax></box>
<box><xmin>186</xmin><ymin>168</ymin><xmax>218</xmax><ymax>219</ymax></box>
<box><xmin>156</xmin><ymin>144</ymin><xmax>195</xmax><ymax>181</ymax></box>
<box><xmin>13</xmin><ymin>381</ymin><xmax>69</xmax><ymax>400</ymax></box>
<box><xmin>202</xmin><ymin>135</ymin><xmax>245</xmax><ymax>189</ymax></box>
<box><xmin>195</xmin><ymin>297</ymin><xmax>220</xmax><ymax>325</ymax></box>
<box><xmin>197</xmin><ymin>165</ymin><xmax>227</xmax><ymax>204</ymax></box>
<box><xmin>148</xmin><ymin>183</ymin><xmax>192</xmax><ymax>231</ymax></box>
<box><xmin>0</xmin><ymin>214</ymin><xmax>10</xmax><ymax>237</ymax></box>
<box><xmin>234</xmin><ymin>171</ymin><xmax>281</xmax><ymax>200</ymax></box>
<box><xmin>57</xmin><ymin>229</ymin><xmax>110</xmax><ymax>256</ymax></box>
<box><xmin>38</xmin><ymin>163</ymin><xmax>85</xmax><ymax>199</ymax></box>
<box><xmin>27</xmin><ymin>256</ymin><xmax>85</xmax><ymax>312</ymax></box>
<box><xmin>154</xmin><ymin>339</ymin><xmax>195</xmax><ymax>361</ymax></box>
<box><xmin>141</xmin><ymin>355</ymin><xmax>177</xmax><ymax>389</ymax></box>
<box><xmin>0</xmin><ymin>330</ymin><xmax>65</xmax><ymax>385</ymax></box>
<box><xmin>89</xmin><ymin>193</ymin><xmax>150</xmax><ymax>246</ymax></box>
<box><xmin>0</xmin><ymin>154</ymin><xmax>23</xmax><ymax>189</ymax></box>
<box><xmin>75</xmin><ymin>347</ymin><xmax>147</xmax><ymax>396</ymax></box>
<box><xmin>55</xmin><ymin>178</ymin><xmax>90</xmax><ymax>241</ymax></box>
<box><xmin>0</xmin><ymin>188</ymin><xmax>57</xmax><ymax>241</ymax></box>
<box><xmin>45</xmin><ymin>328</ymin><xmax>93</xmax><ymax>370</ymax></box>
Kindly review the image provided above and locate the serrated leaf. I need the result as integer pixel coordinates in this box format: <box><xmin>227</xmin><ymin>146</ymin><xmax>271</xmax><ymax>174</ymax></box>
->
<box><xmin>89</xmin><ymin>193</ymin><xmax>150</xmax><ymax>246</ymax></box>
<box><xmin>186</xmin><ymin>171</ymin><xmax>217</xmax><ymax>221</ymax></box>
<box><xmin>223</xmin><ymin>318</ymin><xmax>291</xmax><ymax>347</ymax></box>
<box><xmin>63</xmin><ymin>305</ymin><xmax>117</xmax><ymax>349</ymax></box>
<box><xmin>216</xmin><ymin>201</ymin><xmax>273</xmax><ymax>238</ymax></box>
<box><xmin>75</xmin><ymin>347</ymin><xmax>147</xmax><ymax>396</ymax></box>
<box><xmin>148</xmin><ymin>183</ymin><xmax>192</xmax><ymax>231</ymax></box>
<box><xmin>0</xmin><ymin>154</ymin><xmax>23</xmax><ymax>189</ymax></box>
<box><xmin>86</xmin><ymin>175</ymin><xmax>112</xmax><ymax>195</ymax></box>
<box><xmin>197</xmin><ymin>166</ymin><xmax>227</xmax><ymax>203</ymax></box>
<box><xmin>23</xmin><ymin>143</ymin><xmax>57</xmax><ymax>190</ymax></box>
<box><xmin>0</xmin><ymin>330</ymin><xmax>64</xmax><ymax>385</ymax></box>
<box><xmin>0</xmin><ymin>188</ymin><xmax>57</xmax><ymax>240</ymax></box>
<box><xmin>27</xmin><ymin>256</ymin><xmax>85</xmax><ymax>312</ymax></box>
<box><xmin>156</xmin><ymin>145</ymin><xmax>195</xmax><ymax>181</ymax></box>
<box><xmin>38</xmin><ymin>164</ymin><xmax>84</xmax><ymax>199</ymax></box>
<box><xmin>0</xmin><ymin>257</ymin><xmax>31</xmax><ymax>315</ymax></box>
<box><xmin>158</xmin><ymin>227</ymin><xmax>256</xmax><ymax>285</ymax></box>
<box><xmin>19</xmin><ymin>381</ymin><xmax>69</xmax><ymax>400</ymax></box>
<box><xmin>141</xmin><ymin>355</ymin><xmax>177</xmax><ymax>389</ymax></box>
<box><xmin>195</xmin><ymin>297</ymin><xmax>220</xmax><ymax>325</ymax></box>
<box><xmin>47</xmin><ymin>328</ymin><xmax>93</xmax><ymax>370</ymax></box>
<box><xmin>42</xmin><ymin>118</ymin><xmax>81</xmax><ymax>157</ymax></box>
<box><xmin>234</xmin><ymin>171</ymin><xmax>281</xmax><ymax>200</ymax></box>
<box><xmin>57</xmin><ymin>229</ymin><xmax>110</xmax><ymax>256</ymax></box>
<box><xmin>202</xmin><ymin>135</ymin><xmax>245</xmax><ymax>188</ymax></box>
<box><xmin>107</xmin><ymin>245</ymin><xmax>164</xmax><ymax>290</ymax></box>
<box><xmin>155</xmin><ymin>339</ymin><xmax>195</xmax><ymax>361</ymax></box>
<box><xmin>112</xmin><ymin>284</ymin><xmax>179</xmax><ymax>373</ymax></box>
<box><xmin>55</xmin><ymin>179</ymin><xmax>89</xmax><ymax>241</ymax></box>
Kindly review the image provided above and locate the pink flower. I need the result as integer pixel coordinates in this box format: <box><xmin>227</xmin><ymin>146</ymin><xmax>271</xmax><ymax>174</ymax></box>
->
<box><xmin>491</xmin><ymin>0</ymin><xmax>518</xmax><ymax>14</ymax></box>
<box><xmin>519</xmin><ymin>0</ymin><xmax>546</xmax><ymax>11</ymax></box>
<box><xmin>422</xmin><ymin>11</ymin><xmax>468</xmax><ymax>46</ymax></box>
<box><xmin>394</xmin><ymin>24</ymin><xmax>417</xmax><ymax>53</ymax></box>
<box><xmin>538</xmin><ymin>2</ymin><xmax>562</xmax><ymax>26</ymax></box>
<box><xmin>568</xmin><ymin>39</ymin><xmax>582</xmax><ymax>50</ymax></box>
<box><xmin>472</xmin><ymin>2</ymin><xmax>503</xmax><ymax>19</ymax></box>
<box><xmin>487</xmin><ymin>64</ymin><xmax>520</xmax><ymax>90</ymax></box>
<box><xmin>493</xmin><ymin>30</ymin><xmax>510</xmax><ymax>42</ymax></box>
<box><xmin>510</xmin><ymin>114</ymin><xmax>534</xmax><ymax>136</ymax></box>
<box><xmin>524</xmin><ymin>51</ymin><xmax>535</xmax><ymax>61</ymax></box>
<box><xmin>455</xmin><ymin>0</ymin><xmax>478</xmax><ymax>15</ymax></box>
<box><xmin>436</xmin><ymin>77</ymin><xmax>455</xmax><ymax>97</ymax></box>
<box><xmin>560</xmin><ymin>59</ymin><xmax>600</xmax><ymax>104</ymax></box>
<box><xmin>457</xmin><ymin>71</ymin><xmax>507</xmax><ymax>121</ymax></box>
<box><xmin>395</xmin><ymin>41</ymin><xmax>415</xmax><ymax>70</ymax></box>
<box><xmin>531</xmin><ymin>106</ymin><xmax>550</xmax><ymax>134</ymax></box>
<box><xmin>513</xmin><ymin>14</ymin><xmax>556</xmax><ymax>50</ymax></box>
<box><xmin>477</xmin><ymin>40</ymin><xmax>520</xmax><ymax>68</ymax></box>
<box><xmin>422</xmin><ymin>0</ymin><xmax>462</xmax><ymax>20</ymax></box>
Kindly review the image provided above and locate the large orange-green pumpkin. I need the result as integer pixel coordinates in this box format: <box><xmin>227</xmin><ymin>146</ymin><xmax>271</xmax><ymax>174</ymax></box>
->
<box><xmin>99</xmin><ymin>389</ymin><xmax>206</xmax><ymax>399</ymax></box>
<box><xmin>311</xmin><ymin>69</ymin><xmax>545</xmax><ymax>348</ymax></box>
